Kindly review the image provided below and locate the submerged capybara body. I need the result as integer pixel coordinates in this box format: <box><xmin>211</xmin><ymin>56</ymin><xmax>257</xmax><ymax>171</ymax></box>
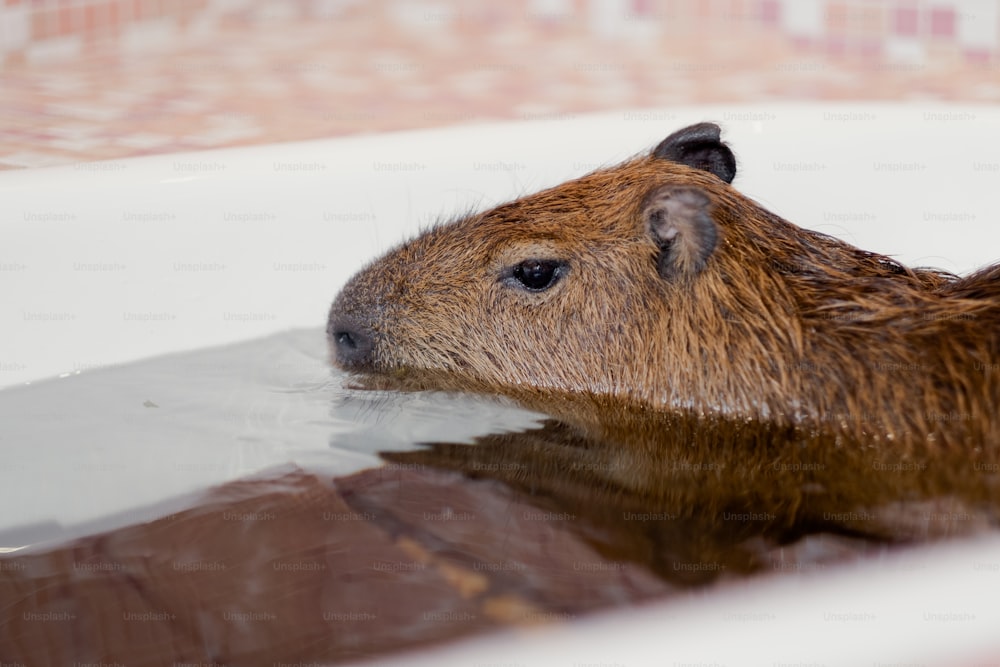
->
<box><xmin>328</xmin><ymin>123</ymin><xmax>1000</xmax><ymax>448</ymax></box>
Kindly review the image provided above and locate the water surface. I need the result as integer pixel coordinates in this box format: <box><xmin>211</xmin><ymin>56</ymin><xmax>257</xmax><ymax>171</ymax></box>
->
<box><xmin>2</xmin><ymin>329</ymin><xmax>998</xmax><ymax>666</ymax></box>
<box><xmin>0</xmin><ymin>327</ymin><xmax>544</xmax><ymax>547</ymax></box>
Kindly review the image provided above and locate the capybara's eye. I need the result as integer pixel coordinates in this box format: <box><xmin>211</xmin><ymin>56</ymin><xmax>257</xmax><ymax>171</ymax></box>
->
<box><xmin>507</xmin><ymin>259</ymin><xmax>566</xmax><ymax>292</ymax></box>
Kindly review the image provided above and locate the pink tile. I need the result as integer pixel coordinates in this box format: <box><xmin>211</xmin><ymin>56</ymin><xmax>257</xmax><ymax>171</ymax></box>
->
<box><xmin>825</xmin><ymin>35</ymin><xmax>848</xmax><ymax>57</ymax></box>
<box><xmin>928</xmin><ymin>6</ymin><xmax>955</xmax><ymax>38</ymax></box>
<box><xmin>964</xmin><ymin>48</ymin><xmax>993</xmax><ymax>64</ymax></box>
<box><xmin>758</xmin><ymin>0</ymin><xmax>780</xmax><ymax>26</ymax></box>
<box><xmin>892</xmin><ymin>3</ymin><xmax>919</xmax><ymax>37</ymax></box>
<box><xmin>83</xmin><ymin>4</ymin><xmax>99</xmax><ymax>33</ymax></box>
<box><xmin>827</xmin><ymin>1</ymin><xmax>848</xmax><ymax>32</ymax></box>
<box><xmin>30</xmin><ymin>8</ymin><xmax>52</xmax><ymax>39</ymax></box>
<box><xmin>630</xmin><ymin>0</ymin><xmax>653</xmax><ymax>17</ymax></box>
<box><xmin>56</xmin><ymin>5</ymin><xmax>77</xmax><ymax>36</ymax></box>
<box><xmin>857</xmin><ymin>39</ymin><xmax>882</xmax><ymax>60</ymax></box>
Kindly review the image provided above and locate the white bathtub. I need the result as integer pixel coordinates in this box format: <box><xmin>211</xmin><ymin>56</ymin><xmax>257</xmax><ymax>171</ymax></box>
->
<box><xmin>2</xmin><ymin>103</ymin><xmax>999</xmax><ymax>666</ymax></box>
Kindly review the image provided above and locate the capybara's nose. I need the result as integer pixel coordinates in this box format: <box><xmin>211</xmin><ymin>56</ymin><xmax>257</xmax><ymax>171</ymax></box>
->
<box><xmin>327</xmin><ymin>315</ymin><xmax>375</xmax><ymax>370</ymax></box>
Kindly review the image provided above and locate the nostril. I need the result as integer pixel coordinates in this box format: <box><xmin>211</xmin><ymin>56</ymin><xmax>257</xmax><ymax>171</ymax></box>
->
<box><xmin>327</xmin><ymin>315</ymin><xmax>376</xmax><ymax>370</ymax></box>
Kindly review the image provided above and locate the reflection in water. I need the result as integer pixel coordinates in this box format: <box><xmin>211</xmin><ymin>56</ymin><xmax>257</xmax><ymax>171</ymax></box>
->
<box><xmin>383</xmin><ymin>388</ymin><xmax>1000</xmax><ymax>584</ymax></box>
<box><xmin>1</xmin><ymin>378</ymin><xmax>997</xmax><ymax>665</ymax></box>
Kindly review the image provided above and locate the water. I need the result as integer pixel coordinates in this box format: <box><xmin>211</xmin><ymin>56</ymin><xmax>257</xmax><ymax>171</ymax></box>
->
<box><xmin>0</xmin><ymin>327</ymin><xmax>544</xmax><ymax>549</ymax></box>
<box><xmin>2</xmin><ymin>329</ymin><xmax>999</xmax><ymax>665</ymax></box>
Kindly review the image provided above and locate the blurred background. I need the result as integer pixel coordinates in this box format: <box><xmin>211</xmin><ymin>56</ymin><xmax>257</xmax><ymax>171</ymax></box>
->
<box><xmin>1</xmin><ymin>0</ymin><xmax>999</xmax><ymax>170</ymax></box>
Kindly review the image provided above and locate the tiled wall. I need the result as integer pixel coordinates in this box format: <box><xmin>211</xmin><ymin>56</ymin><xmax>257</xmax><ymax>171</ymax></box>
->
<box><xmin>778</xmin><ymin>0</ymin><xmax>999</xmax><ymax>62</ymax></box>
<box><xmin>1</xmin><ymin>0</ymin><xmax>998</xmax><ymax>168</ymax></box>
<box><xmin>1</xmin><ymin>0</ymin><xmax>210</xmax><ymax>64</ymax></box>
<box><xmin>3</xmin><ymin>0</ymin><xmax>997</xmax><ymax>65</ymax></box>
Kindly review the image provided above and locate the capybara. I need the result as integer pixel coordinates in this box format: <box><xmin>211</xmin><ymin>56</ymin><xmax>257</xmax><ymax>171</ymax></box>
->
<box><xmin>328</xmin><ymin>123</ymin><xmax>1000</xmax><ymax>449</ymax></box>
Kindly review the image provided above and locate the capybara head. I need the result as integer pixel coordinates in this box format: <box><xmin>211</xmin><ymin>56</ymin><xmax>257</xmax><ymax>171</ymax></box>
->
<box><xmin>328</xmin><ymin>123</ymin><xmax>999</xmax><ymax>447</ymax></box>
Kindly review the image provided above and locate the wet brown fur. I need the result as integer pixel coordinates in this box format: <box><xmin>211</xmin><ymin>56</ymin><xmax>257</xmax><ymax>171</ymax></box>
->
<box><xmin>330</xmin><ymin>133</ymin><xmax>1000</xmax><ymax>450</ymax></box>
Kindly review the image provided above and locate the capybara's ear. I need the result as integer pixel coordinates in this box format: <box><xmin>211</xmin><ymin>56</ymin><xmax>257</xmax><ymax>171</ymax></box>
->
<box><xmin>652</xmin><ymin>122</ymin><xmax>736</xmax><ymax>184</ymax></box>
<box><xmin>643</xmin><ymin>186</ymin><xmax>719</xmax><ymax>280</ymax></box>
